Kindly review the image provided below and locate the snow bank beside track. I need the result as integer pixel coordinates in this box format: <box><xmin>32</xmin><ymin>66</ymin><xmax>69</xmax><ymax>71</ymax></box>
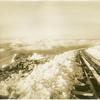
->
<box><xmin>86</xmin><ymin>45</ymin><xmax>100</xmax><ymax>60</ymax></box>
<box><xmin>8</xmin><ymin>50</ymin><xmax>83</xmax><ymax>99</ymax></box>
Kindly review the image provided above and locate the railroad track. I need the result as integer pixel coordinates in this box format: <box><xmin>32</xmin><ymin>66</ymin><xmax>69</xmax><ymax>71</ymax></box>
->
<box><xmin>72</xmin><ymin>50</ymin><xmax>100</xmax><ymax>99</ymax></box>
<box><xmin>0</xmin><ymin>49</ymin><xmax>100</xmax><ymax>99</ymax></box>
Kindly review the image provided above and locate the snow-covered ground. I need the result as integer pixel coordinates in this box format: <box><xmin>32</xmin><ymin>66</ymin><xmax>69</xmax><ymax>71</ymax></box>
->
<box><xmin>9</xmin><ymin>39</ymin><xmax>100</xmax><ymax>51</ymax></box>
<box><xmin>86</xmin><ymin>45</ymin><xmax>100</xmax><ymax>60</ymax></box>
<box><xmin>0</xmin><ymin>48</ymin><xmax>5</xmax><ymax>52</ymax></box>
<box><xmin>1</xmin><ymin>39</ymin><xmax>100</xmax><ymax>99</ymax></box>
<box><xmin>4</xmin><ymin>50</ymin><xmax>83</xmax><ymax>99</ymax></box>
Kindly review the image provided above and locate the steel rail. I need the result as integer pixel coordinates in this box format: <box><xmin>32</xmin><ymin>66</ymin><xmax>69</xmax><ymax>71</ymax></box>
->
<box><xmin>79</xmin><ymin>51</ymin><xmax>100</xmax><ymax>99</ymax></box>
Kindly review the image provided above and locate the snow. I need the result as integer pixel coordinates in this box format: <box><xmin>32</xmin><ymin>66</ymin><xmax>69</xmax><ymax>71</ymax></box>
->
<box><xmin>11</xmin><ymin>54</ymin><xmax>17</xmax><ymax>63</ymax></box>
<box><xmin>86</xmin><ymin>45</ymin><xmax>100</xmax><ymax>60</ymax></box>
<box><xmin>7</xmin><ymin>50</ymin><xmax>83</xmax><ymax>99</ymax></box>
<box><xmin>2</xmin><ymin>64</ymin><xmax>8</xmax><ymax>68</ymax></box>
<box><xmin>0</xmin><ymin>48</ymin><xmax>5</xmax><ymax>52</ymax></box>
<box><xmin>27</xmin><ymin>53</ymin><xmax>44</xmax><ymax>60</ymax></box>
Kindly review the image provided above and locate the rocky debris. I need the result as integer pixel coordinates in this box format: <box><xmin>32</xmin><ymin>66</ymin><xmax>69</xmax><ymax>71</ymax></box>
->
<box><xmin>0</xmin><ymin>53</ymin><xmax>49</xmax><ymax>81</ymax></box>
<box><xmin>0</xmin><ymin>53</ymin><xmax>50</xmax><ymax>98</ymax></box>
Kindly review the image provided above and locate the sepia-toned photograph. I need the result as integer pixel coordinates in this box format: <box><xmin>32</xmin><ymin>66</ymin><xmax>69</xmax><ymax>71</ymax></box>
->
<box><xmin>0</xmin><ymin>0</ymin><xmax>100</xmax><ymax>99</ymax></box>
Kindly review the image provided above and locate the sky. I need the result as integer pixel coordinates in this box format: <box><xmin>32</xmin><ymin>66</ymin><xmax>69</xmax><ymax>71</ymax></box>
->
<box><xmin>0</xmin><ymin>1</ymin><xmax>100</xmax><ymax>41</ymax></box>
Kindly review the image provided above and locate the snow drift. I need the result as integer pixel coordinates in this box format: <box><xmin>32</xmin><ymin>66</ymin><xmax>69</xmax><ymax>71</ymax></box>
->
<box><xmin>86</xmin><ymin>45</ymin><xmax>100</xmax><ymax>60</ymax></box>
<box><xmin>7</xmin><ymin>50</ymin><xmax>83</xmax><ymax>99</ymax></box>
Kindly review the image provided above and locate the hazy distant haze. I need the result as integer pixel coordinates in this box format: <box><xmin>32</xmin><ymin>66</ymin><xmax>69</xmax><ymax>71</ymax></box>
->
<box><xmin>0</xmin><ymin>1</ymin><xmax>100</xmax><ymax>41</ymax></box>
